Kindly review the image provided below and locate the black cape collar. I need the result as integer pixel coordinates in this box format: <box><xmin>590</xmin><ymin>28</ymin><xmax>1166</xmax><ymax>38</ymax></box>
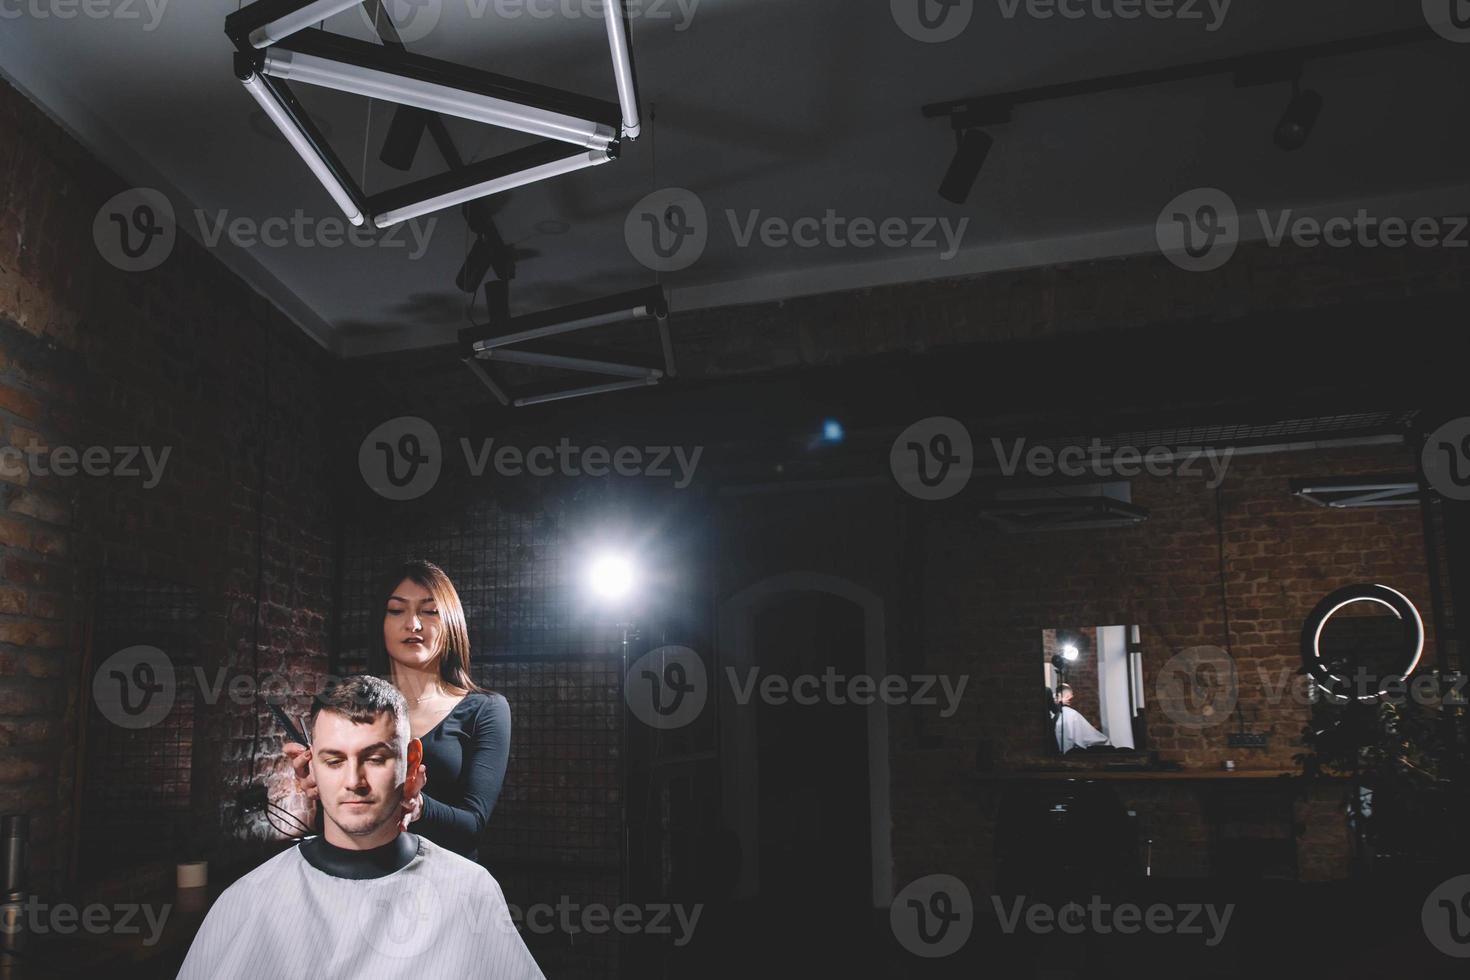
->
<box><xmin>300</xmin><ymin>833</ymin><xmax>420</xmax><ymax>880</ymax></box>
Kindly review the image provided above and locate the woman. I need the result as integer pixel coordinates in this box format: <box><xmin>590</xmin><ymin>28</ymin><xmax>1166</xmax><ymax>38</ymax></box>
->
<box><xmin>285</xmin><ymin>560</ymin><xmax>511</xmax><ymax>861</ymax></box>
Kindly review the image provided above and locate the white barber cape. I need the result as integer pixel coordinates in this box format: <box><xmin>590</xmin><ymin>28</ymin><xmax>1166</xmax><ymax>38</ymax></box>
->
<box><xmin>177</xmin><ymin>835</ymin><xmax>544</xmax><ymax>979</ymax></box>
<box><xmin>1055</xmin><ymin>705</ymin><xmax>1111</xmax><ymax>754</ymax></box>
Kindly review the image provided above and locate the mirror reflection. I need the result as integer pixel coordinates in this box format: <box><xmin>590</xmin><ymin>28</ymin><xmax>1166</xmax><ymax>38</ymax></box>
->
<box><xmin>1043</xmin><ymin>626</ymin><xmax>1144</xmax><ymax>755</ymax></box>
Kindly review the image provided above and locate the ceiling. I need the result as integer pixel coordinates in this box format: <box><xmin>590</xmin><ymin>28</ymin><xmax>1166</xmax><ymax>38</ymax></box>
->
<box><xmin>3</xmin><ymin>0</ymin><xmax>1468</xmax><ymax>358</ymax></box>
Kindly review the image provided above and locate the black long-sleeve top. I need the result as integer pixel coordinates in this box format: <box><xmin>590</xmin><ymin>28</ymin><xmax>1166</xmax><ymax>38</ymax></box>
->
<box><xmin>415</xmin><ymin>691</ymin><xmax>510</xmax><ymax>862</ymax></box>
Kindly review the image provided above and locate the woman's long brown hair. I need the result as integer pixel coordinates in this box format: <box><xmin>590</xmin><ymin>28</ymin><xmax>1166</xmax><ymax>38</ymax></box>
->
<box><xmin>369</xmin><ymin>560</ymin><xmax>484</xmax><ymax>694</ymax></box>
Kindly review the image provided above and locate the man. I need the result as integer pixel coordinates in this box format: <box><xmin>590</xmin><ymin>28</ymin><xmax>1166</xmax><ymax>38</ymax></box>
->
<box><xmin>1054</xmin><ymin>683</ymin><xmax>1112</xmax><ymax>754</ymax></box>
<box><xmin>178</xmin><ymin>676</ymin><xmax>544</xmax><ymax>978</ymax></box>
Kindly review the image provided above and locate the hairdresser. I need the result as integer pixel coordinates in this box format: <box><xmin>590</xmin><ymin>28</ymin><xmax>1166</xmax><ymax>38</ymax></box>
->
<box><xmin>285</xmin><ymin>560</ymin><xmax>511</xmax><ymax>861</ymax></box>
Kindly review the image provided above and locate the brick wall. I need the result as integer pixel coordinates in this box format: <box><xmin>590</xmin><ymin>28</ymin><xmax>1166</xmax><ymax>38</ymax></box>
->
<box><xmin>0</xmin><ymin>75</ymin><xmax>337</xmax><ymax>898</ymax></box>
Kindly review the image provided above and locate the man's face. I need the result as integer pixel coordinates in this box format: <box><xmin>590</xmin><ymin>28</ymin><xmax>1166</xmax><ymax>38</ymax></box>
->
<box><xmin>310</xmin><ymin>709</ymin><xmax>419</xmax><ymax>843</ymax></box>
<box><xmin>1059</xmin><ymin>688</ymin><xmax>1073</xmax><ymax>705</ymax></box>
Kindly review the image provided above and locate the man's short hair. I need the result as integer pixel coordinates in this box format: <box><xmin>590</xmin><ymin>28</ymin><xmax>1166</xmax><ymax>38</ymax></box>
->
<box><xmin>309</xmin><ymin>675</ymin><xmax>410</xmax><ymax>754</ymax></box>
<box><xmin>1058</xmin><ymin>683</ymin><xmax>1073</xmax><ymax>694</ymax></box>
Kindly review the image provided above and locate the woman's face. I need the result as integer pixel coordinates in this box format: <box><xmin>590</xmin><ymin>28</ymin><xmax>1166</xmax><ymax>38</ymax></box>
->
<box><xmin>383</xmin><ymin>577</ymin><xmax>443</xmax><ymax>672</ymax></box>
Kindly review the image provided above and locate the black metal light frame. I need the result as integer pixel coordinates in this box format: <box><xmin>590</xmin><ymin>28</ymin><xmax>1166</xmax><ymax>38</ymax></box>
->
<box><xmin>457</xmin><ymin>286</ymin><xmax>674</xmax><ymax>408</ymax></box>
<box><xmin>225</xmin><ymin>0</ymin><xmax>640</xmax><ymax>229</ymax></box>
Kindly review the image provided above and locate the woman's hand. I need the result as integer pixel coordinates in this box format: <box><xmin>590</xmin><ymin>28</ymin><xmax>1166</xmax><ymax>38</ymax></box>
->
<box><xmin>282</xmin><ymin>742</ymin><xmax>317</xmax><ymax>801</ymax></box>
<box><xmin>399</xmin><ymin>762</ymin><xmax>428</xmax><ymax>832</ymax></box>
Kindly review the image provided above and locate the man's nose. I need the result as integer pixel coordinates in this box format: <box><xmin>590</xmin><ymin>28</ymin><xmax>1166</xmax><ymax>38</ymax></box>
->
<box><xmin>345</xmin><ymin>761</ymin><xmax>370</xmax><ymax>789</ymax></box>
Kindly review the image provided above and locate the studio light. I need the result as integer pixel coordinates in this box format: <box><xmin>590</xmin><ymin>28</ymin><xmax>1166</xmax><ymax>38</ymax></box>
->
<box><xmin>1062</xmin><ymin>644</ymin><xmax>1080</xmax><ymax>662</ymax></box>
<box><xmin>587</xmin><ymin>553</ymin><xmax>637</xmax><ymax>603</ymax></box>
<box><xmin>939</xmin><ymin>129</ymin><xmax>993</xmax><ymax>205</ymax></box>
<box><xmin>464</xmin><ymin>287</ymin><xmax>668</xmax><ymax>353</ymax></box>
<box><xmin>1274</xmin><ymin>86</ymin><xmax>1323</xmax><ymax>151</ymax></box>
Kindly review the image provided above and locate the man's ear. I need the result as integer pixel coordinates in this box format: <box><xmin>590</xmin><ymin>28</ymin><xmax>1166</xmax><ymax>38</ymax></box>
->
<box><xmin>405</xmin><ymin>738</ymin><xmax>424</xmax><ymax>796</ymax></box>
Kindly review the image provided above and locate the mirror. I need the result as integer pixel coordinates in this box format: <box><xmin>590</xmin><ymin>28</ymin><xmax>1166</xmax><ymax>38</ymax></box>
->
<box><xmin>1042</xmin><ymin>625</ymin><xmax>1144</xmax><ymax>755</ymax></box>
<box><xmin>1302</xmin><ymin>584</ymin><xmax>1425</xmax><ymax>702</ymax></box>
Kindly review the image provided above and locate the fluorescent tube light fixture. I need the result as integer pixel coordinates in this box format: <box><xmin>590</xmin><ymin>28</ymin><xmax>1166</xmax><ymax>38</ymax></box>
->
<box><xmin>225</xmin><ymin>0</ymin><xmax>641</xmax><ymax>227</ymax></box>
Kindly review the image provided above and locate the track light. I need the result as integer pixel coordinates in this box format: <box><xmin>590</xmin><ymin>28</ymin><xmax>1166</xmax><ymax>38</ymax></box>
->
<box><xmin>457</xmin><ymin>235</ymin><xmax>500</xmax><ymax>293</ymax></box>
<box><xmin>1274</xmin><ymin>86</ymin><xmax>1323</xmax><ymax>151</ymax></box>
<box><xmin>938</xmin><ymin>128</ymin><xmax>992</xmax><ymax>205</ymax></box>
<box><xmin>380</xmin><ymin>105</ymin><xmax>430</xmax><ymax>171</ymax></box>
